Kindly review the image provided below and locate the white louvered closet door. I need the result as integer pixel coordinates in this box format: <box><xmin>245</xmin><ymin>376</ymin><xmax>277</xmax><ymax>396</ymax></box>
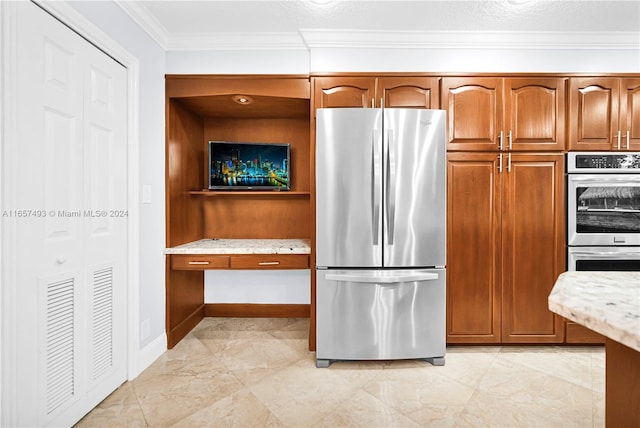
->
<box><xmin>6</xmin><ymin>2</ymin><xmax>128</xmax><ymax>427</ymax></box>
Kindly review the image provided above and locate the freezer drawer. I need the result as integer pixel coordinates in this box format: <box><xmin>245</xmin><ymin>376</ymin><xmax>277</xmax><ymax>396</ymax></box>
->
<box><xmin>316</xmin><ymin>269</ymin><xmax>445</xmax><ymax>366</ymax></box>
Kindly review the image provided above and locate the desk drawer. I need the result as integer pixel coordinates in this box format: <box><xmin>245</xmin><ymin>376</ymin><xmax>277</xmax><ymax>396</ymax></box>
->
<box><xmin>230</xmin><ymin>254</ymin><xmax>309</xmax><ymax>269</ymax></box>
<box><xmin>171</xmin><ymin>254</ymin><xmax>230</xmax><ymax>270</ymax></box>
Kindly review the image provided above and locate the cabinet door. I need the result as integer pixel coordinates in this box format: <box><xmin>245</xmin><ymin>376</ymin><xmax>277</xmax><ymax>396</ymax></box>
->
<box><xmin>504</xmin><ymin>78</ymin><xmax>565</xmax><ymax>151</ymax></box>
<box><xmin>568</xmin><ymin>77</ymin><xmax>620</xmax><ymax>151</ymax></box>
<box><xmin>441</xmin><ymin>77</ymin><xmax>503</xmax><ymax>151</ymax></box>
<box><xmin>446</xmin><ymin>153</ymin><xmax>502</xmax><ymax>343</ymax></box>
<box><xmin>620</xmin><ymin>78</ymin><xmax>640</xmax><ymax>150</ymax></box>
<box><xmin>378</xmin><ymin>77</ymin><xmax>440</xmax><ymax>109</ymax></box>
<box><xmin>501</xmin><ymin>154</ymin><xmax>565</xmax><ymax>343</ymax></box>
<box><xmin>313</xmin><ymin>76</ymin><xmax>376</xmax><ymax>109</ymax></box>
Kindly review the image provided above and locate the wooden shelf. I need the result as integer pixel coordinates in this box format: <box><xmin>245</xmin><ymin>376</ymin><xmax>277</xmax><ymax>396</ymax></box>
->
<box><xmin>188</xmin><ymin>190</ymin><xmax>310</xmax><ymax>196</ymax></box>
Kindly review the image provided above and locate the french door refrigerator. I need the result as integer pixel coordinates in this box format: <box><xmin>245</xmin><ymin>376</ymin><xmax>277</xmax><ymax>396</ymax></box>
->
<box><xmin>315</xmin><ymin>108</ymin><xmax>446</xmax><ymax>368</ymax></box>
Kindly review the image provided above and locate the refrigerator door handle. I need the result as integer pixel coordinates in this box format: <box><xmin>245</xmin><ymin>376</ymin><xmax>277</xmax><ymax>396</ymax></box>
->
<box><xmin>372</xmin><ymin>129</ymin><xmax>382</xmax><ymax>245</ymax></box>
<box><xmin>386</xmin><ymin>129</ymin><xmax>397</xmax><ymax>245</ymax></box>
<box><xmin>325</xmin><ymin>271</ymin><xmax>439</xmax><ymax>283</ymax></box>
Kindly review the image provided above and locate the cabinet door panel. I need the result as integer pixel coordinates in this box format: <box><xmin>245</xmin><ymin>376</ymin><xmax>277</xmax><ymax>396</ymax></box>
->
<box><xmin>441</xmin><ymin>77</ymin><xmax>502</xmax><ymax>151</ymax></box>
<box><xmin>620</xmin><ymin>78</ymin><xmax>640</xmax><ymax>150</ymax></box>
<box><xmin>378</xmin><ymin>77</ymin><xmax>440</xmax><ymax>109</ymax></box>
<box><xmin>502</xmin><ymin>154</ymin><xmax>565</xmax><ymax>343</ymax></box>
<box><xmin>446</xmin><ymin>153</ymin><xmax>501</xmax><ymax>343</ymax></box>
<box><xmin>313</xmin><ymin>77</ymin><xmax>376</xmax><ymax>109</ymax></box>
<box><xmin>568</xmin><ymin>77</ymin><xmax>619</xmax><ymax>151</ymax></box>
<box><xmin>505</xmin><ymin>78</ymin><xmax>565</xmax><ymax>151</ymax></box>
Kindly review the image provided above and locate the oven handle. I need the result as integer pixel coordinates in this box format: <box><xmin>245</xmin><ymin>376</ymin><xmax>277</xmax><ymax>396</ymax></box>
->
<box><xmin>570</xmin><ymin>250</ymin><xmax>640</xmax><ymax>257</ymax></box>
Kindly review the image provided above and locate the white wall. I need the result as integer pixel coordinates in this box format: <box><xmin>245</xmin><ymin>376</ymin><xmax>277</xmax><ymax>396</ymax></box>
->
<box><xmin>67</xmin><ymin>1</ymin><xmax>167</xmax><ymax>353</ymax></box>
<box><xmin>308</xmin><ymin>46</ymin><xmax>640</xmax><ymax>74</ymax></box>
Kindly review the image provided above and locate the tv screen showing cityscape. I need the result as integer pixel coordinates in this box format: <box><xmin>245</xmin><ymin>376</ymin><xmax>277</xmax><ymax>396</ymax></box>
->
<box><xmin>208</xmin><ymin>141</ymin><xmax>290</xmax><ymax>190</ymax></box>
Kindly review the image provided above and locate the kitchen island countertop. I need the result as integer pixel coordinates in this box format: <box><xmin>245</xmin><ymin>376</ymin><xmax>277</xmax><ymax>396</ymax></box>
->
<box><xmin>549</xmin><ymin>271</ymin><xmax>640</xmax><ymax>352</ymax></box>
<box><xmin>550</xmin><ymin>271</ymin><xmax>640</xmax><ymax>427</ymax></box>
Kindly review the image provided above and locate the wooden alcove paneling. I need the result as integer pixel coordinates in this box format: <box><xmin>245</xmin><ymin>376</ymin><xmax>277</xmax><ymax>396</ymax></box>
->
<box><xmin>165</xmin><ymin>76</ymin><xmax>312</xmax><ymax>349</ymax></box>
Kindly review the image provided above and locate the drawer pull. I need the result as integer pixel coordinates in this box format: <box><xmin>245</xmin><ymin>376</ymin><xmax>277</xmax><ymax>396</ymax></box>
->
<box><xmin>188</xmin><ymin>261</ymin><xmax>210</xmax><ymax>265</ymax></box>
<box><xmin>258</xmin><ymin>261</ymin><xmax>280</xmax><ymax>266</ymax></box>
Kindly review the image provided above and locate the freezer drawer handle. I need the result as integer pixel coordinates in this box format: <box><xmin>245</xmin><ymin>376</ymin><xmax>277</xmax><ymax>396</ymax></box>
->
<box><xmin>325</xmin><ymin>272</ymin><xmax>438</xmax><ymax>283</ymax></box>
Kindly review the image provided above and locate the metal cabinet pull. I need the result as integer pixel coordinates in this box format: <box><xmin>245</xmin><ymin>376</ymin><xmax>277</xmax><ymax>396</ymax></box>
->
<box><xmin>258</xmin><ymin>261</ymin><xmax>280</xmax><ymax>266</ymax></box>
<box><xmin>507</xmin><ymin>153</ymin><xmax>512</xmax><ymax>172</ymax></box>
<box><xmin>188</xmin><ymin>261</ymin><xmax>210</xmax><ymax>265</ymax></box>
<box><xmin>617</xmin><ymin>130</ymin><xmax>621</xmax><ymax>150</ymax></box>
<box><xmin>498</xmin><ymin>154</ymin><xmax>503</xmax><ymax>173</ymax></box>
<box><xmin>509</xmin><ymin>130</ymin><xmax>513</xmax><ymax>149</ymax></box>
<box><xmin>499</xmin><ymin>131</ymin><xmax>504</xmax><ymax>150</ymax></box>
<box><xmin>626</xmin><ymin>130</ymin><xmax>630</xmax><ymax>150</ymax></box>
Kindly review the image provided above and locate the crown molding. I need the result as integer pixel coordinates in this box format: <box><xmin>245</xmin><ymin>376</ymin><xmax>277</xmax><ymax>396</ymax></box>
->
<box><xmin>114</xmin><ymin>0</ymin><xmax>169</xmax><ymax>49</ymax></box>
<box><xmin>167</xmin><ymin>32</ymin><xmax>307</xmax><ymax>51</ymax></box>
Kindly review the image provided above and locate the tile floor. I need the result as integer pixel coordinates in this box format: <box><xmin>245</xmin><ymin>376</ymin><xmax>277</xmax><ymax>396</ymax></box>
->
<box><xmin>76</xmin><ymin>318</ymin><xmax>605</xmax><ymax>427</ymax></box>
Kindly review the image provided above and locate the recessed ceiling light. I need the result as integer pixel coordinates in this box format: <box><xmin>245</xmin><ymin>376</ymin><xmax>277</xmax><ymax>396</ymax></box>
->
<box><xmin>232</xmin><ymin>95</ymin><xmax>254</xmax><ymax>105</ymax></box>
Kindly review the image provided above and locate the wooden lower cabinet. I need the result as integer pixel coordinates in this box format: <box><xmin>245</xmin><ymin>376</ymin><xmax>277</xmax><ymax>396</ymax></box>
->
<box><xmin>565</xmin><ymin>321</ymin><xmax>605</xmax><ymax>344</ymax></box>
<box><xmin>447</xmin><ymin>152</ymin><xmax>566</xmax><ymax>344</ymax></box>
<box><xmin>447</xmin><ymin>153</ymin><xmax>502</xmax><ymax>342</ymax></box>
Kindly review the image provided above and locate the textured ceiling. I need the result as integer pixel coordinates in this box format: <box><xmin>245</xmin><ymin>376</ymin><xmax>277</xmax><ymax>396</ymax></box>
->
<box><xmin>135</xmin><ymin>0</ymin><xmax>640</xmax><ymax>34</ymax></box>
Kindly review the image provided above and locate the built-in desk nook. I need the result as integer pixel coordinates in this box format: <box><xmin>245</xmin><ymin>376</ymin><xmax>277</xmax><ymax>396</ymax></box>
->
<box><xmin>165</xmin><ymin>75</ymin><xmax>313</xmax><ymax>349</ymax></box>
<box><xmin>165</xmin><ymin>239</ymin><xmax>311</xmax><ymax>348</ymax></box>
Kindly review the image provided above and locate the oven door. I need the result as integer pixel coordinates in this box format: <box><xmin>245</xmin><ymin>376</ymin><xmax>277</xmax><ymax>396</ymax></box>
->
<box><xmin>567</xmin><ymin>174</ymin><xmax>640</xmax><ymax>246</ymax></box>
<box><xmin>568</xmin><ymin>246</ymin><xmax>640</xmax><ymax>271</ymax></box>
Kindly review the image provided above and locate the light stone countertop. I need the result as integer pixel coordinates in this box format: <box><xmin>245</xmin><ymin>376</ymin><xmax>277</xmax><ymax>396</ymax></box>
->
<box><xmin>165</xmin><ymin>238</ymin><xmax>311</xmax><ymax>255</ymax></box>
<box><xmin>549</xmin><ymin>271</ymin><xmax>640</xmax><ymax>352</ymax></box>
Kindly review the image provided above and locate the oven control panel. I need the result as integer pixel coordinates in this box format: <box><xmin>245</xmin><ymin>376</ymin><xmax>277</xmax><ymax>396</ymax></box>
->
<box><xmin>568</xmin><ymin>152</ymin><xmax>640</xmax><ymax>173</ymax></box>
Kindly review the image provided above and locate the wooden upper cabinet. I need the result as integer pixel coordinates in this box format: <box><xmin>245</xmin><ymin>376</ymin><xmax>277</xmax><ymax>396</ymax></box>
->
<box><xmin>569</xmin><ymin>76</ymin><xmax>640</xmax><ymax>151</ymax></box>
<box><xmin>313</xmin><ymin>76</ymin><xmax>441</xmax><ymax>111</ymax></box>
<box><xmin>568</xmin><ymin>77</ymin><xmax>620</xmax><ymax>151</ymax></box>
<box><xmin>377</xmin><ymin>77</ymin><xmax>440</xmax><ymax>109</ymax></box>
<box><xmin>441</xmin><ymin>77</ymin><xmax>503</xmax><ymax>151</ymax></box>
<box><xmin>313</xmin><ymin>76</ymin><xmax>376</xmax><ymax>109</ymax></box>
<box><xmin>443</xmin><ymin>77</ymin><xmax>566</xmax><ymax>152</ymax></box>
<box><xmin>620</xmin><ymin>78</ymin><xmax>640</xmax><ymax>150</ymax></box>
<box><xmin>504</xmin><ymin>78</ymin><xmax>566</xmax><ymax>151</ymax></box>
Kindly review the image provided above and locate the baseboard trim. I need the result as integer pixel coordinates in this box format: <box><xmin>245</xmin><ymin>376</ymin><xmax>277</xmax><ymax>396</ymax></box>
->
<box><xmin>167</xmin><ymin>304</ymin><xmax>205</xmax><ymax>349</ymax></box>
<box><xmin>130</xmin><ymin>332</ymin><xmax>166</xmax><ymax>380</ymax></box>
<box><xmin>204</xmin><ymin>303</ymin><xmax>310</xmax><ymax>318</ymax></box>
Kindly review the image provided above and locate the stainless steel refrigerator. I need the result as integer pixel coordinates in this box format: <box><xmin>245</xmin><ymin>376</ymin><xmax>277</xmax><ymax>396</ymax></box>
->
<box><xmin>315</xmin><ymin>108</ymin><xmax>446</xmax><ymax>368</ymax></box>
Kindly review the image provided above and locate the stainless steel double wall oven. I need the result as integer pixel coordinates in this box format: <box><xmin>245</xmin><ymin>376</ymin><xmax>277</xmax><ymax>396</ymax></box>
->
<box><xmin>566</xmin><ymin>152</ymin><xmax>640</xmax><ymax>271</ymax></box>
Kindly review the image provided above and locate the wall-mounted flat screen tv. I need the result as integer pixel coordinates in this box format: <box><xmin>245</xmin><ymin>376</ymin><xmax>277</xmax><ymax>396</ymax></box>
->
<box><xmin>208</xmin><ymin>141</ymin><xmax>290</xmax><ymax>190</ymax></box>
